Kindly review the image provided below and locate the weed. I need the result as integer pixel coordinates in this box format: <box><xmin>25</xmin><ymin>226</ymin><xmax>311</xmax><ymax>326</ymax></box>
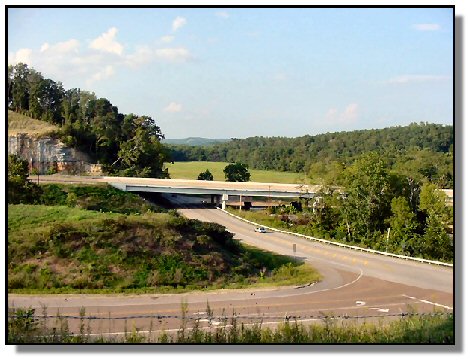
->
<box><xmin>7</xmin><ymin>306</ymin><xmax>454</xmax><ymax>344</ymax></box>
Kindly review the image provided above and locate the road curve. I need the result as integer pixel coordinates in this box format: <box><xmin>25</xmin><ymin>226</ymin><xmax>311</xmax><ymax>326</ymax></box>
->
<box><xmin>8</xmin><ymin>195</ymin><xmax>453</xmax><ymax>336</ymax></box>
<box><xmin>185</xmin><ymin>207</ymin><xmax>452</xmax><ymax>293</ymax></box>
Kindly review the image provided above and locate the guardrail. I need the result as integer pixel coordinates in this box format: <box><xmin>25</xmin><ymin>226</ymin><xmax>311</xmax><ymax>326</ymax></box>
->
<box><xmin>220</xmin><ymin>209</ymin><xmax>453</xmax><ymax>268</ymax></box>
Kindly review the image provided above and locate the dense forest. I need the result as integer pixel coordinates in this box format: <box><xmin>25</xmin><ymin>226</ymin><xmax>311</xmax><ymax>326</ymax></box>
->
<box><xmin>8</xmin><ymin>63</ymin><xmax>170</xmax><ymax>178</ymax></box>
<box><xmin>170</xmin><ymin>124</ymin><xmax>453</xmax><ymax>188</ymax></box>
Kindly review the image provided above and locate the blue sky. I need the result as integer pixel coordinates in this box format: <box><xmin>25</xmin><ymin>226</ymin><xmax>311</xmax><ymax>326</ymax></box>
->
<box><xmin>8</xmin><ymin>7</ymin><xmax>453</xmax><ymax>138</ymax></box>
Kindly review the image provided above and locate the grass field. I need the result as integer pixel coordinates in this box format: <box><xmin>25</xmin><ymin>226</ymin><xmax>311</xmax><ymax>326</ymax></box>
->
<box><xmin>8</xmin><ymin>110</ymin><xmax>59</xmax><ymax>136</ymax></box>
<box><xmin>166</xmin><ymin>161</ymin><xmax>308</xmax><ymax>184</ymax></box>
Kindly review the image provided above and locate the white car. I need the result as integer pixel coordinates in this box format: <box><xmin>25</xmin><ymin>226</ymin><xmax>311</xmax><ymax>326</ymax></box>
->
<box><xmin>254</xmin><ymin>227</ymin><xmax>267</xmax><ymax>233</ymax></box>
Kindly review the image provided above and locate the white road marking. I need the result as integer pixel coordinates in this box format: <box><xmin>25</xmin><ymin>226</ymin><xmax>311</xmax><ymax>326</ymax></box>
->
<box><xmin>85</xmin><ymin>318</ymin><xmax>323</xmax><ymax>337</ymax></box>
<box><xmin>195</xmin><ymin>319</ymin><xmax>222</xmax><ymax>326</ymax></box>
<box><xmin>370</xmin><ymin>307</ymin><xmax>389</xmax><ymax>313</ymax></box>
<box><xmin>402</xmin><ymin>294</ymin><xmax>453</xmax><ymax>310</ymax></box>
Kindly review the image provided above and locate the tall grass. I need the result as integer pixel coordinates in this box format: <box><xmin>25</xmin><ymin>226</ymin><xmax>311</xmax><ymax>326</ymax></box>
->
<box><xmin>8</xmin><ymin>110</ymin><xmax>59</xmax><ymax>136</ymax></box>
<box><xmin>8</xmin><ymin>306</ymin><xmax>454</xmax><ymax>344</ymax></box>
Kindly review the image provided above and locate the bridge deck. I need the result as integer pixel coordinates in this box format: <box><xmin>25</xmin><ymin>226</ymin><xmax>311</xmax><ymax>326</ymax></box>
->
<box><xmin>32</xmin><ymin>175</ymin><xmax>321</xmax><ymax>198</ymax></box>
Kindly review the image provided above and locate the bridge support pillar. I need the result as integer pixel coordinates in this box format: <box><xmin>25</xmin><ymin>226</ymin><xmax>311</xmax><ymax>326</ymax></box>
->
<box><xmin>212</xmin><ymin>195</ymin><xmax>222</xmax><ymax>208</ymax></box>
<box><xmin>222</xmin><ymin>193</ymin><xmax>228</xmax><ymax>210</ymax></box>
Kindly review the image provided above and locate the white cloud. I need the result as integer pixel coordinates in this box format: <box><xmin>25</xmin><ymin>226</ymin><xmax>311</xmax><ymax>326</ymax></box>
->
<box><xmin>124</xmin><ymin>46</ymin><xmax>154</xmax><ymax>67</ymax></box>
<box><xmin>172</xmin><ymin>16</ymin><xmax>187</xmax><ymax>32</ymax></box>
<box><xmin>124</xmin><ymin>46</ymin><xmax>193</xmax><ymax>66</ymax></box>
<box><xmin>8</xmin><ymin>48</ymin><xmax>33</xmax><ymax>65</ymax></box>
<box><xmin>89</xmin><ymin>27</ymin><xmax>123</xmax><ymax>55</ymax></box>
<box><xmin>343</xmin><ymin>103</ymin><xmax>359</xmax><ymax>122</ymax></box>
<box><xmin>325</xmin><ymin>103</ymin><xmax>359</xmax><ymax>124</ymax></box>
<box><xmin>164</xmin><ymin>102</ymin><xmax>183</xmax><ymax>113</ymax></box>
<box><xmin>160</xmin><ymin>35</ymin><xmax>174</xmax><ymax>43</ymax></box>
<box><xmin>215</xmin><ymin>11</ymin><xmax>230</xmax><ymax>18</ymax></box>
<box><xmin>388</xmin><ymin>74</ymin><xmax>450</xmax><ymax>84</ymax></box>
<box><xmin>155</xmin><ymin>48</ymin><xmax>192</xmax><ymax>62</ymax></box>
<box><xmin>86</xmin><ymin>65</ymin><xmax>115</xmax><ymax>86</ymax></box>
<box><xmin>325</xmin><ymin>108</ymin><xmax>338</xmax><ymax>119</ymax></box>
<box><xmin>40</xmin><ymin>39</ymin><xmax>80</xmax><ymax>53</ymax></box>
<box><xmin>413</xmin><ymin>23</ymin><xmax>441</xmax><ymax>31</ymax></box>
<box><xmin>8</xmin><ymin>28</ymin><xmax>193</xmax><ymax>89</ymax></box>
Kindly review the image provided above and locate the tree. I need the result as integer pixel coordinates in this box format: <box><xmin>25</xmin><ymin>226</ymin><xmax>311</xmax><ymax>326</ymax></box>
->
<box><xmin>421</xmin><ymin>215</ymin><xmax>453</xmax><ymax>261</ymax></box>
<box><xmin>309</xmin><ymin>160</ymin><xmax>345</xmax><ymax>186</ymax></box>
<box><xmin>223</xmin><ymin>163</ymin><xmax>250</xmax><ymax>182</ymax></box>
<box><xmin>79</xmin><ymin>90</ymin><xmax>97</xmax><ymax>125</ymax></box>
<box><xmin>61</xmin><ymin>88</ymin><xmax>81</xmax><ymax>125</ymax></box>
<box><xmin>115</xmin><ymin>116</ymin><xmax>170</xmax><ymax>178</ymax></box>
<box><xmin>341</xmin><ymin>152</ymin><xmax>394</xmax><ymax>245</ymax></box>
<box><xmin>7</xmin><ymin>65</ymin><xmax>14</xmax><ymax>108</ymax></box>
<box><xmin>392</xmin><ymin>148</ymin><xmax>453</xmax><ymax>188</ymax></box>
<box><xmin>11</xmin><ymin>63</ymin><xmax>30</xmax><ymax>113</ymax></box>
<box><xmin>419</xmin><ymin>183</ymin><xmax>449</xmax><ymax>221</ymax></box>
<box><xmin>387</xmin><ymin>197</ymin><xmax>419</xmax><ymax>255</ymax></box>
<box><xmin>197</xmin><ymin>169</ymin><xmax>214</xmax><ymax>181</ymax></box>
<box><xmin>310</xmin><ymin>187</ymin><xmax>340</xmax><ymax>236</ymax></box>
<box><xmin>418</xmin><ymin>183</ymin><xmax>452</xmax><ymax>261</ymax></box>
<box><xmin>8</xmin><ymin>155</ymin><xmax>41</xmax><ymax>204</ymax></box>
<box><xmin>28</xmin><ymin>69</ymin><xmax>45</xmax><ymax>120</ymax></box>
<box><xmin>89</xmin><ymin>98</ymin><xmax>120</xmax><ymax>158</ymax></box>
<box><xmin>8</xmin><ymin>154</ymin><xmax>29</xmax><ymax>182</ymax></box>
<box><xmin>27</xmin><ymin>70</ymin><xmax>64</xmax><ymax>124</ymax></box>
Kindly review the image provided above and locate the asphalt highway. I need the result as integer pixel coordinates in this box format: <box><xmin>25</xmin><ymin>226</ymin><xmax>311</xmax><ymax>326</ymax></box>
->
<box><xmin>8</xmin><ymin>194</ymin><xmax>453</xmax><ymax>338</ymax></box>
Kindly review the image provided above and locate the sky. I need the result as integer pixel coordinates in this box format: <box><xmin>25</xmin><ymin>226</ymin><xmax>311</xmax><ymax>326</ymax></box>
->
<box><xmin>7</xmin><ymin>6</ymin><xmax>454</xmax><ymax>139</ymax></box>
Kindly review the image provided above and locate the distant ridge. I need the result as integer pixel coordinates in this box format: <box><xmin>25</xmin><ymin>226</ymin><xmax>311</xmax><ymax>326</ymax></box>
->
<box><xmin>163</xmin><ymin>137</ymin><xmax>230</xmax><ymax>146</ymax></box>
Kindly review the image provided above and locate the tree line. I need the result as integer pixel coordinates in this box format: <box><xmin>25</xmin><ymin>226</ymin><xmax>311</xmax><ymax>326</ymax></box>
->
<box><xmin>8</xmin><ymin>63</ymin><xmax>170</xmax><ymax>178</ymax></box>
<box><xmin>265</xmin><ymin>152</ymin><xmax>453</xmax><ymax>262</ymax></box>
<box><xmin>170</xmin><ymin>124</ymin><xmax>453</xmax><ymax>188</ymax></box>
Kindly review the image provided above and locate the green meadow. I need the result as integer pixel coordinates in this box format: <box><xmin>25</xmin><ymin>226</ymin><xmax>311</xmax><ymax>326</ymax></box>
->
<box><xmin>166</xmin><ymin>161</ymin><xmax>307</xmax><ymax>184</ymax></box>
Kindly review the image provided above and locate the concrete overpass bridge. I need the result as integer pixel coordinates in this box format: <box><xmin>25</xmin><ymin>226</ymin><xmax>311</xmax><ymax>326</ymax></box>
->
<box><xmin>33</xmin><ymin>175</ymin><xmax>321</xmax><ymax>209</ymax></box>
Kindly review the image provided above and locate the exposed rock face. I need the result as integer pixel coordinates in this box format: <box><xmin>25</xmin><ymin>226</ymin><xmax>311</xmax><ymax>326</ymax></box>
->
<box><xmin>8</xmin><ymin>133</ymin><xmax>102</xmax><ymax>175</ymax></box>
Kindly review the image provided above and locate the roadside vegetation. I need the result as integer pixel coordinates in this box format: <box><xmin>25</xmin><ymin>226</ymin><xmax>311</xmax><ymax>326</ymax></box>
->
<box><xmin>8</xmin><ymin>306</ymin><xmax>453</xmax><ymax>344</ymax></box>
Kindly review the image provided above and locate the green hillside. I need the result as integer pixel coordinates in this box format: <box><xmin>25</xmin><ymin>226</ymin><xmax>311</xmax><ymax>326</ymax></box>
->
<box><xmin>169</xmin><ymin>123</ymin><xmax>454</xmax><ymax>187</ymax></box>
<box><xmin>8</xmin><ymin>110</ymin><xmax>59</xmax><ymax>136</ymax></box>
